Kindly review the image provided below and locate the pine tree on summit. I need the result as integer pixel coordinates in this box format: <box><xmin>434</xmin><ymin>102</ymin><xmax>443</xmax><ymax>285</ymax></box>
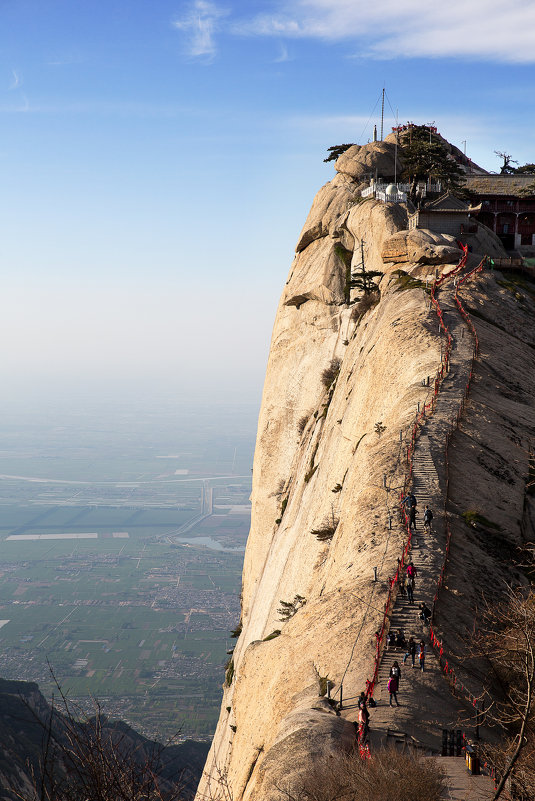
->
<box><xmin>323</xmin><ymin>143</ymin><xmax>356</xmax><ymax>162</ymax></box>
<box><xmin>400</xmin><ymin>126</ymin><xmax>466</xmax><ymax>203</ymax></box>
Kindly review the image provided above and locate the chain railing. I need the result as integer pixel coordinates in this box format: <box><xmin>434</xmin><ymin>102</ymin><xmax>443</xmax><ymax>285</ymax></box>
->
<box><xmin>429</xmin><ymin>257</ymin><xmax>487</xmax><ymax>704</ymax></box>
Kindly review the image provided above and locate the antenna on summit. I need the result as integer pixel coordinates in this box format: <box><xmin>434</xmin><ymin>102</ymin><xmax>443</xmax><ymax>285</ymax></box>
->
<box><xmin>380</xmin><ymin>87</ymin><xmax>385</xmax><ymax>140</ymax></box>
<box><xmin>394</xmin><ymin>109</ymin><xmax>399</xmax><ymax>183</ymax></box>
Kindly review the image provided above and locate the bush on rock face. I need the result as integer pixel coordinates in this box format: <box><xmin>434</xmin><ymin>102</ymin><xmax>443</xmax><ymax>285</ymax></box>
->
<box><xmin>351</xmin><ymin>291</ymin><xmax>380</xmax><ymax>322</ymax></box>
<box><xmin>321</xmin><ymin>358</ymin><xmax>342</xmax><ymax>389</ymax></box>
<box><xmin>277</xmin><ymin>596</ymin><xmax>306</xmax><ymax>622</ymax></box>
<box><xmin>311</xmin><ymin>524</ymin><xmax>337</xmax><ymax>542</ymax></box>
<box><xmin>297</xmin><ymin>415</ymin><xmax>309</xmax><ymax>435</ymax></box>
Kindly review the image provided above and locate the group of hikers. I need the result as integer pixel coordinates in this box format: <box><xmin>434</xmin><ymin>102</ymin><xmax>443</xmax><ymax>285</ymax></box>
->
<box><xmin>357</xmin><ymin>641</ymin><xmax>424</xmax><ymax>740</ymax></box>
<box><xmin>386</xmin><ymin>641</ymin><xmax>426</xmax><ymax>706</ymax></box>
<box><xmin>402</xmin><ymin>491</ymin><xmax>433</xmax><ymax>533</ymax></box>
<box><xmin>396</xmin><ymin>560</ymin><xmax>432</xmax><ymax>621</ymax></box>
<box><xmin>357</xmin><ymin>490</ymin><xmax>435</xmax><ymax>745</ymax></box>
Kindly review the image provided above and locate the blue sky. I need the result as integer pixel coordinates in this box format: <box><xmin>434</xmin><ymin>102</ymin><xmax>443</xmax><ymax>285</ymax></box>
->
<box><xmin>1</xmin><ymin>0</ymin><xmax>534</xmax><ymax>409</ymax></box>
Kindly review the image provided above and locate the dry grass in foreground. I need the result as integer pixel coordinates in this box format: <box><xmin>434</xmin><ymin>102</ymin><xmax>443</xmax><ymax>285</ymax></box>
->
<box><xmin>275</xmin><ymin>747</ymin><xmax>446</xmax><ymax>801</ymax></box>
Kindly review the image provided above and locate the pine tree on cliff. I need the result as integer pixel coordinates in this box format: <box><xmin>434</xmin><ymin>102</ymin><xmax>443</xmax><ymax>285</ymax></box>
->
<box><xmin>324</xmin><ymin>144</ymin><xmax>356</xmax><ymax>162</ymax></box>
<box><xmin>350</xmin><ymin>241</ymin><xmax>382</xmax><ymax>296</ymax></box>
<box><xmin>351</xmin><ymin>264</ymin><xmax>383</xmax><ymax>296</ymax></box>
<box><xmin>401</xmin><ymin>126</ymin><xmax>466</xmax><ymax>203</ymax></box>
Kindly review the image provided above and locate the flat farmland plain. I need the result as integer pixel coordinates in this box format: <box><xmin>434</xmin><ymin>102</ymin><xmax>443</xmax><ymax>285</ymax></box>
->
<box><xmin>0</xmin><ymin>499</ymin><xmax>247</xmax><ymax>739</ymax></box>
<box><xmin>0</xmin><ymin>400</ymin><xmax>256</xmax><ymax>741</ymax></box>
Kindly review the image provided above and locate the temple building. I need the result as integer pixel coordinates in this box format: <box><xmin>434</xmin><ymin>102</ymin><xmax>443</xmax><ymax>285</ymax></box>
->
<box><xmin>464</xmin><ymin>174</ymin><xmax>535</xmax><ymax>250</ymax></box>
<box><xmin>408</xmin><ymin>192</ymin><xmax>480</xmax><ymax>238</ymax></box>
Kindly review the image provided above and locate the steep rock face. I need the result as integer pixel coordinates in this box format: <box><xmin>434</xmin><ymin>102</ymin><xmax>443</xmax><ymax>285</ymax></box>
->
<box><xmin>197</xmin><ymin>142</ymin><xmax>534</xmax><ymax>801</ymax></box>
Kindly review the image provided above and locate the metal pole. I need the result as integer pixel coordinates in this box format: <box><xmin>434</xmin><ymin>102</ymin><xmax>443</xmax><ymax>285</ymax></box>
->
<box><xmin>373</xmin><ymin>567</ymin><xmax>378</xmax><ymax>582</ymax></box>
<box><xmin>394</xmin><ymin>109</ymin><xmax>398</xmax><ymax>183</ymax></box>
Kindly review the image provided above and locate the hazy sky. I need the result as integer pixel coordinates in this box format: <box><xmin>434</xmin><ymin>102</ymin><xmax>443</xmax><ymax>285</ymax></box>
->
<box><xmin>1</xmin><ymin>0</ymin><xmax>534</xmax><ymax>408</ymax></box>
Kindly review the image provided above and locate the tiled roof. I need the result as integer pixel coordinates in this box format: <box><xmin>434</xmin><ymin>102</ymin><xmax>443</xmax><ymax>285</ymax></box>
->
<box><xmin>465</xmin><ymin>175</ymin><xmax>535</xmax><ymax>196</ymax></box>
<box><xmin>425</xmin><ymin>192</ymin><xmax>469</xmax><ymax>211</ymax></box>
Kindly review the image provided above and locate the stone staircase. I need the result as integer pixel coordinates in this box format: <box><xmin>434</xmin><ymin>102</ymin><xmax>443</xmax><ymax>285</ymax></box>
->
<box><xmin>363</xmin><ymin>282</ymin><xmax>479</xmax><ymax>754</ymax></box>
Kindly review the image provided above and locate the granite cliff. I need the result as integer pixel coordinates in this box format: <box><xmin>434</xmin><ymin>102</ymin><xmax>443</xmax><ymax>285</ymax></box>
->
<box><xmin>197</xmin><ymin>137</ymin><xmax>535</xmax><ymax>800</ymax></box>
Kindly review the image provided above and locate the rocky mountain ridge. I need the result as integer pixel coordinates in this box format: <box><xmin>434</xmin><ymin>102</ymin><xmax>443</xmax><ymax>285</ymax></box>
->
<box><xmin>197</xmin><ymin>138</ymin><xmax>535</xmax><ymax>801</ymax></box>
<box><xmin>0</xmin><ymin>677</ymin><xmax>209</xmax><ymax>800</ymax></box>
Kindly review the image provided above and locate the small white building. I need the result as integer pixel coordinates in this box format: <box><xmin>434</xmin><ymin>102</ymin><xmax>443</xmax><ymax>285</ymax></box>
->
<box><xmin>361</xmin><ymin>178</ymin><xmax>442</xmax><ymax>204</ymax></box>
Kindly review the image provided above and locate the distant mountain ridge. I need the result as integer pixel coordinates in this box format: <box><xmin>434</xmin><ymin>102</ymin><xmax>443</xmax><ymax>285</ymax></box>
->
<box><xmin>0</xmin><ymin>677</ymin><xmax>209</xmax><ymax>800</ymax></box>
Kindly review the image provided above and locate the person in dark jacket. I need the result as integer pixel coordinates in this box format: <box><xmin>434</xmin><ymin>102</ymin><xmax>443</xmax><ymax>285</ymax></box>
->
<box><xmin>403</xmin><ymin>492</ymin><xmax>417</xmax><ymax>529</ymax></box>
<box><xmin>419</xmin><ymin>603</ymin><xmax>431</xmax><ymax>625</ymax></box>
<box><xmin>388</xmin><ymin>661</ymin><xmax>401</xmax><ymax>706</ymax></box>
<box><xmin>403</xmin><ymin>636</ymin><xmax>417</xmax><ymax>666</ymax></box>
<box><xmin>418</xmin><ymin>641</ymin><xmax>426</xmax><ymax>671</ymax></box>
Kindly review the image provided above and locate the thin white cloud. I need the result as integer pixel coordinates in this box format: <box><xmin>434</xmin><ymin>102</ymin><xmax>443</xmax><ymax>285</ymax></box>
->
<box><xmin>234</xmin><ymin>0</ymin><xmax>535</xmax><ymax>63</ymax></box>
<box><xmin>273</xmin><ymin>42</ymin><xmax>291</xmax><ymax>63</ymax></box>
<box><xmin>172</xmin><ymin>0</ymin><xmax>229</xmax><ymax>61</ymax></box>
<box><xmin>0</xmin><ymin>99</ymin><xmax>203</xmax><ymax>117</ymax></box>
<box><xmin>9</xmin><ymin>69</ymin><xmax>21</xmax><ymax>90</ymax></box>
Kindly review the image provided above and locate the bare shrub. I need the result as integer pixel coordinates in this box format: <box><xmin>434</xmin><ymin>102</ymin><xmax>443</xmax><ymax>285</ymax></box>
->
<box><xmin>470</xmin><ymin>587</ymin><xmax>535</xmax><ymax>800</ymax></box>
<box><xmin>321</xmin><ymin>358</ymin><xmax>342</xmax><ymax>389</ymax></box>
<box><xmin>15</xmin><ymin>686</ymin><xmax>185</xmax><ymax>801</ymax></box>
<box><xmin>224</xmin><ymin>658</ymin><xmax>234</xmax><ymax>687</ymax></box>
<box><xmin>351</xmin><ymin>290</ymin><xmax>380</xmax><ymax>323</ymax></box>
<box><xmin>297</xmin><ymin>415</ymin><xmax>309</xmax><ymax>435</ymax></box>
<box><xmin>277</xmin><ymin>747</ymin><xmax>446</xmax><ymax>801</ymax></box>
